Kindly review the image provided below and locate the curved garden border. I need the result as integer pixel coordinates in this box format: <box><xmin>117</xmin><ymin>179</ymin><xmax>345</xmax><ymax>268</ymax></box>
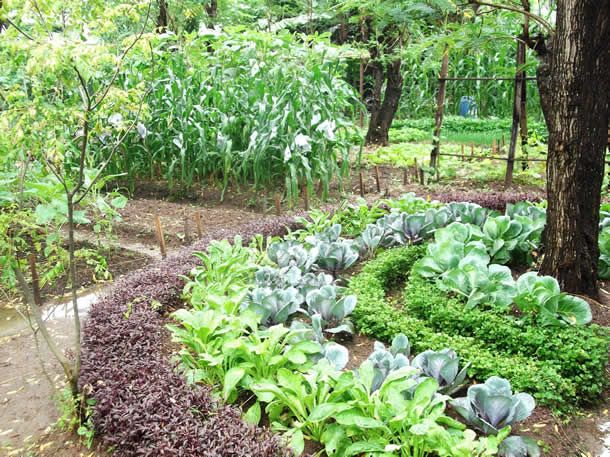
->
<box><xmin>78</xmin><ymin>191</ymin><xmax>547</xmax><ymax>456</ymax></box>
<box><xmin>80</xmin><ymin>217</ymin><xmax>300</xmax><ymax>456</ymax></box>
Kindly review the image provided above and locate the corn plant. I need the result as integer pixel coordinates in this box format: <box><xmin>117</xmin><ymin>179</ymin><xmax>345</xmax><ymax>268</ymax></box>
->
<box><xmin>103</xmin><ymin>31</ymin><xmax>361</xmax><ymax>201</ymax></box>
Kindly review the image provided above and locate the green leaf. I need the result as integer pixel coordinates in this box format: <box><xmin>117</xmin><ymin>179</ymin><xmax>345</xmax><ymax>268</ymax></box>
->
<box><xmin>110</xmin><ymin>195</ymin><xmax>128</xmax><ymax>208</ymax></box>
<box><xmin>288</xmin><ymin>429</ymin><xmax>305</xmax><ymax>456</ymax></box>
<box><xmin>243</xmin><ymin>401</ymin><xmax>261</xmax><ymax>425</ymax></box>
<box><xmin>223</xmin><ymin>367</ymin><xmax>246</xmax><ymax>401</ymax></box>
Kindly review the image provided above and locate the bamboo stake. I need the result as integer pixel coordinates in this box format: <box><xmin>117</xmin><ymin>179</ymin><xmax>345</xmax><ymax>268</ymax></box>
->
<box><xmin>194</xmin><ymin>211</ymin><xmax>203</xmax><ymax>238</ymax></box>
<box><xmin>430</xmin><ymin>48</ymin><xmax>449</xmax><ymax>169</ymax></box>
<box><xmin>183</xmin><ymin>213</ymin><xmax>191</xmax><ymax>245</ymax></box>
<box><xmin>505</xmin><ymin>37</ymin><xmax>526</xmax><ymax>188</ymax></box>
<box><xmin>302</xmin><ymin>182</ymin><xmax>309</xmax><ymax>211</ymax></box>
<box><xmin>154</xmin><ymin>215</ymin><xmax>167</xmax><ymax>259</ymax></box>
<box><xmin>374</xmin><ymin>166</ymin><xmax>381</xmax><ymax>193</ymax></box>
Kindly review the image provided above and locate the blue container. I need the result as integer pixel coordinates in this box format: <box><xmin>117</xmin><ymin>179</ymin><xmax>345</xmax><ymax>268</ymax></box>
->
<box><xmin>459</xmin><ymin>96</ymin><xmax>478</xmax><ymax>117</ymax></box>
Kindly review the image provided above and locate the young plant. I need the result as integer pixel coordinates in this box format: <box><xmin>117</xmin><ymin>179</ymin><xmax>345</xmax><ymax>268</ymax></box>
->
<box><xmin>168</xmin><ymin>308</ymin><xmax>256</xmax><ymax>386</ymax></box>
<box><xmin>250</xmin><ymin>362</ymin><xmax>351</xmax><ymax>454</ymax></box>
<box><xmin>330</xmin><ymin>199</ymin><xmax>386</xmax><ymax>237</ymax></box>
<box><xmin>222</xmin><ymin>325</ymin><xmax>322</xmax><ymax>403</ymax></box>
<box><xmin>446</xmin><ymin>202</ymin><xmax>491</xmax><ymax>226</ymax></box>
<box><xmin>377</xmin><ymin>212</ymin><xmax>432</xmax><ymax>247</ymax></box>
<box><xmin>355</xmin><ymin>224</ymin><xmax>385</xmax><ymax>258</ymax></box>
<box><xmin>313</xmin><ymin>239</ymin><xmax>359</xmax><ymax>276</ymax></box>
<box><xmin>242</xmin><ymin>286</ymin><xmax>305</xmax><ymax>326</ymax></box>
<box><xmin>514</xmin><ymin>272</ymin><xmax>592</xmax><ymax>326</ymax></box>
<box><xmin>305</xmin><ymin>285</ymin><xmax>357</xmax><ymax>334</ymax></box>
<box><xmin>440</xmin><ymin>263</ymin><xmax>517</xmax><ymax>310</ymax></box>
<box><xmin>451</xmin><ymin>376</ymin><xmax>536</xmax><ymax>435</ymax></box>
<box><xmin>267</xmin><ymin>240</ymin><xmax>318</xmax><ymax>271</ymax></box>
<box><xmin>363</xmin><ymin>334</ymin><xmax>411</xmax><ymax>392</ymax></box>
<box><xmin>411</xmin><ymin>348</ymin><xmax>470</xmax><ymax>396</ymax></box>
<box><xmin>185</xmin><ymin>237</ymin><xmax>257</xmax><ymax>309</ymax></box>
<box><xmin>383</xmin><ymin>192</ymin><xmax>438</xmax><ymax>215</ymax></box>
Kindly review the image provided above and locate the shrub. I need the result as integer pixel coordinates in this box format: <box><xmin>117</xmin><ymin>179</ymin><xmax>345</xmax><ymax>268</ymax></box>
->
<box><xmin>347</xmin><ymin>247</ymin><xmax>576</xmax><ymax>409</ymax></box>
<box><xmin>404</xmin><ymin>274</ymin><xmax>609</xmax><ymax>404</ymax></box>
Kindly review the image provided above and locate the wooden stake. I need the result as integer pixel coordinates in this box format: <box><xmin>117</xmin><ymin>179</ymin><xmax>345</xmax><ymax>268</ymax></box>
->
<box><xmin>183</xmin><ymin>213</ymin><xmax>191</xmax><ymax>245</ymax></box>
<box><xmin>194</xmin><ymin>211</ymin><xmax>203</xmax><ymax>238</ymax></box>
<box><xmin>430</xmin><ymin>47</ymin><xmax>449</xmax><ymax>169</ymax></box>
<box><xmin>374</xmin><ymin>166</ymin><xmax>381</xmax><ymax>193</ymax></box>
<box><xmin>501</xmin><ymin>134</ymin><xmax>506</xmax><ymax>152</ymax></box>
<box><xmin>154</xmin><ymin>215</ymin><xmax>167</xmax><ymax>259</ymax></box>
<box><xmin>403</xmin><ymin>167</ymin><xmax>409</xmax><ymax>185</ymax></box>
<box><xmin>28</xmin><ymin>252</ymin><xmax>42</xmax><ymax>306</ymax></box>
<box><xmin>302</xmin><ymin>182</ymin><xmax>309</xmax><ymax>211</ymax></box>
<box><xmin>470</xmin><ymin>143</ymin><xmax>475</xmax><ymax>161</ymax></box>
<box><xmin>274</xmin><ymin>194</ymin><xmax>281</xmax><ymax>216</ymax></box>
<box><xmin>492</xmin><ymin>139</ymin><xmax>497</xmax><ymax>154</ymax></box>
<box><xmin>359</xmin><ymin>170</ymin><xmax>365</xmax><ymax>197</ymax></box>
<box><xmin>461</xmin><ymin>144</ymin><xmax>465</xmax><ymax>161</ymax></box>
<box><xmin>519</xmin><ymin>15</ymin><xmax>530</xmax><ymax>171</ymax></box>
<box><xmin>505</xmin><ymin>37</ymin><xmax>526</xmax><ymax>188</ymax></box>
<box><xmin>359</xmin><ymin>58</ymin><xmax>365</xmax><ymax>128</ymax></box>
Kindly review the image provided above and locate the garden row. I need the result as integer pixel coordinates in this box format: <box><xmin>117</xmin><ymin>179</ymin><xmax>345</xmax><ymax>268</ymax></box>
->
<box><xmin>167</xmin><ymin>195</ymin><xmax>608</xmax><ymax>456</ymax></box>
<box><xmin>79</xmin><ymin>217</ymin><xmax>301</xmax><ymax>457</ymax></box>
<box><xmin>80</xmin><ymin>193</ymin><xmax>608</xmax><ymax>456</ymax></box>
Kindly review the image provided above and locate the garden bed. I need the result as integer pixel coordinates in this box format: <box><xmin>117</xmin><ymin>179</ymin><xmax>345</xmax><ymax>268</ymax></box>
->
<box><xmin>79</xmin><ymin>194</ymin><xmax>609</xmax><ymax>456</ymax></box>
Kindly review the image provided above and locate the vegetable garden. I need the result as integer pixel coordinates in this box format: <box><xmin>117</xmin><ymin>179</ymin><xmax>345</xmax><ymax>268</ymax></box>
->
<box><xmin>1</xmin><ymin>1</ymin><xmax>609</xmax><ymax>457</ymax></box>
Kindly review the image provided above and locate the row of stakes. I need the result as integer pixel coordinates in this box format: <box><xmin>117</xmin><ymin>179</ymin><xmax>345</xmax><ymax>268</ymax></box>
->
<box><xmin>151</xmin><ymin>143</ymin><xmax>505</xmax><ymax>258</ymax></box>
<box><xmin>151</xmin><ymin>165</ymin><xmax>417</xmax><ymax>258</ymax></box>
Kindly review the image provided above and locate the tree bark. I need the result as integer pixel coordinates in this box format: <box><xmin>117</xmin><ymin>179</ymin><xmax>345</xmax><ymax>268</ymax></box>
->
<box><xmin>205</xmin><ymin>0</ymin><xmax>218</xmax><ymax>21</ymax></box>
<box><xmin>537</xmin><ymin>0</ymin><xmax>610</xmax><ymax>297</ymax></box>
<box><xmin>156</xmin><ymin>0</ymin><xmax>168</xmax><ymax>33</ymax></box>
<box><xmin>365</xmin><ymin>58</ymin><xmax>403</xmax><ymax>146</ymax></box>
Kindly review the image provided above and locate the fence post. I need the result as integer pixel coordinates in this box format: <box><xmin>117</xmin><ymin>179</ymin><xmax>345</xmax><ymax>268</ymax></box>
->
<box><xmin>520</xmin><ymin>15</ymin><xmax>530</xmax><ymax>171</ymax></box>
<box><xmin>302</xmin><ymin>182</ymin><xmax>309</xmax><ymax>211</ymax></box>
<box><xmin>194</xmin><ymin>211</ymin><xmax>203</xmax><ymax>238</ymax></box>
<box><xmin>374</xmin><ymin>166</ymin><xmax>381</xmax><ymax>193</ymax></box>
<box><xmin>274</xmin><ymin>194</ymin><xmax>282</xmax><ymax>216</ymax></box>
<box><xmin>505</xmin><ymin>37</ymin><xmax>526</xmax><ymax>188</ymax></box>
<box><xmin>154</xmin><ymin>215</ymin><xmax>167</xmax><ymax>259</ymax></box>
<box><xmin>430</xmin><ymin>47</ymin><xmax>449</xmax><ymax>169</ymax></box>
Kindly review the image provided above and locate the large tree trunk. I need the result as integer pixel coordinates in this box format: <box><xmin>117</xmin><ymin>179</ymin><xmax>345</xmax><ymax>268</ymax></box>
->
<box><xmin>365</xmin><ymin>59</ymin><xmax>403</xmax><ymax>146</ymax></box>
<box><xmin>537</xmin><ymin>0</ymin><xmax>610</xmax><ymax>297</ymax></box>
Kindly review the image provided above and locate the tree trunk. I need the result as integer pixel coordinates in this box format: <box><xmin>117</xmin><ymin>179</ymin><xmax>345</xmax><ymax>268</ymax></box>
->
<box><xmin>537</xmin><ymin>0</ymin><xmax>610</xmax><ymax>297</ymax></box>
<box><xmin>365</xmin><ymin>59</ymin><xmax>403</xmax><ymax>146</ymax></box>
<box><xmin>156</xmin><ymin>0</ymin><xmax>168</xmax><ymax>33</ymax></box>
<box><xmin>205</xmin><ymin>0</ymin><xmax>218</xmax><ymax>21</ymax></box>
